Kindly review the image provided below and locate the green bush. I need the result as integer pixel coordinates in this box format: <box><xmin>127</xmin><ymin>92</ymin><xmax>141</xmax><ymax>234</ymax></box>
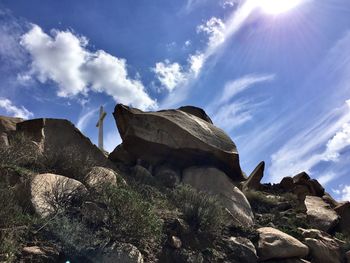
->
<box><xmin>98</xmin><ymin>185</ymin><xmax>162</xmax><ymax>243</ymax></box>
<box><xmin>173</xmin><ymin>184</ymin><xmax>229</xmax><ymax>235</ymax></box>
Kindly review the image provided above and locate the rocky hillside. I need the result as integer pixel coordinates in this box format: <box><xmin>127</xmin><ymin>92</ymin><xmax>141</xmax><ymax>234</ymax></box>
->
<box><xmin>0</xmin><ymin>104</ymin><xmax>350</xmax><ymax>263</ymax></box>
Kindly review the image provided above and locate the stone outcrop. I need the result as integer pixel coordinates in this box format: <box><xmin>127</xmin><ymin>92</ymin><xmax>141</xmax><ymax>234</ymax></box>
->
<box><xmin>242</xmin><ymin>161</ymin><xmax>265</xmax><ymax>191</ymax></box>
<box><xmin>154</xmin><ymin>164</ymin><xmax>180</xmax><ymax>188</ymax></box>
<box><xmin>16</xmin><ymin>118</ymin><xmax>112</xmax><ymax>179</ymax></box>
<box><xmin>279</xmin><ymin>172</ymin><xmax>325</xmax><ymax>201</ymax></box>
<box><xmin>108</xmin><ymin>143</ymin><xmax>136</xmax><ymax>165</ymax></box>
<box><xmin>0</xmin><ymin>115</ymin><xmax>23</xmax><ymax>146</ymax></box>
<box><xmin>19</xmin><ymin>173</ymin><xmax>87</xmax><ymax>217</ymax></box>
<box><xmin>257</xmin><ymin>227</ymin><xmax>309</xmax><ymax>261</ymax></box>
<box><xmin>334</xmin><ymin>202</ymin><xmax>350</xmax><ymax>235</ymax></box>
<box><xmin>304</xmin><ymin>196</ymin><xmax>339</xmax><ymax>232</ymax></box>
<box><xmin>182</xmin><ymin>166</ymin><xmax>254</xmax><ymax>226</ymax></box>
<box><xmin>177</xmin><ymin>106</ymin><xmax>213</xmax><ymax>124</ymax></box>
<box><xmin>113</xmin><ymin>104</ymin><xmax>244</xmax><ymax>181</ymax></box>
<box><xmin>299</xmin><ymin>228</ymin><xmax>342</xmax><ymax>263</ymax></box>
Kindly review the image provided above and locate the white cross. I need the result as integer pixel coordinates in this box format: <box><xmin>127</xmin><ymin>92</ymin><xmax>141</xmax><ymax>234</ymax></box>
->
<box><xmin>96</xmin><ymin>106</ymin><xmax>107</xmax><ymax>151</ymax></box>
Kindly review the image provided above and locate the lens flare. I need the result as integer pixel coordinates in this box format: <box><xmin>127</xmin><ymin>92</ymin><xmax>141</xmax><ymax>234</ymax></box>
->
<box><xmin>254</xmin><ymin>0</ymin><xmax>306</xmax><ymax>15</ymax></box>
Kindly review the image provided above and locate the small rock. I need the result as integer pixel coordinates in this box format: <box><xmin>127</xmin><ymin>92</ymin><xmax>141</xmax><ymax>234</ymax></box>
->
<box><xmin>224</xmin><ymin>236</ymin><xmax>258</xmax><ymax>263</ymax></box>
<box><xmin>22</xmin><ymin>245</ymin><xmax>59</xmax><ymax>261</ymax></box>
<box><xmin>94</xmin><ymin>243</ymin><xmax>144</xmax><ymax>263</ymax></box>
<box><xmin>304</xmin><ymin>196</ymin><xmax>339</xmax><ymax>232</ymax></box>
<box><xmin>257</xmin><ymin>227</ymin><xmax>309</xmax><ymax>261</ymax></box>
<box><xmin>169</xmin><ymin>236</ymin><xmax>182</xmax><ymax>249</ymax></box>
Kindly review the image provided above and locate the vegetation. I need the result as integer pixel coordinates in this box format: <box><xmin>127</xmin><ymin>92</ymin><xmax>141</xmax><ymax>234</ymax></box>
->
<box><xmin>173</xmin><ymin>184</ymin><xmax>230</xmax><ymax>236</ymax></box>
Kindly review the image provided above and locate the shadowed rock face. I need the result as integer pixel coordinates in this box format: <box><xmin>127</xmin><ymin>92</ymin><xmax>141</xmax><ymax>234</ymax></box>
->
<box><xmin>113</xmin><ymin>104</ymin><xmax>244</xmax><ymax>181</ymax></box>
<box><xmin>0</xmin><ymin>115</ymin><xmax>23</xmax><ymax>146</ymax></box>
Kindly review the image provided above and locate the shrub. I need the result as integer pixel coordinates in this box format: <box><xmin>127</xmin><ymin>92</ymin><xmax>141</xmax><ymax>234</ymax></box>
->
<box><xmin>0</xmin><ymin>183</ymin><xmax>33</xmax><ymax>262</ymax></box>
<box><xmin>244</xmin><ymin>190</ymin><xmax>280</xmax><ymax>213</ymax></box>
<box><xmin>173</xmin><ymin>184</ymin><xmax>229</xmax><ymax>235</ymax></box>
<box><xmin>98</xmin><ymin>185</ymin><xmax>162</xmax><ymax>243</ymax></box>
<box><xmin>0</xmin><ymin>133</ymin><xmax>42</xmax><ymax>169</ymax></box>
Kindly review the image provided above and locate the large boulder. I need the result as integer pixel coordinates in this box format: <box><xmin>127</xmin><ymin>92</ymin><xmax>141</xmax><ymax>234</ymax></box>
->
<box><xmin>242</xmin><ymin>161</ymin><xmax>265</xmax><ymax>191</ymax></box>
<box><xmin>182</xmin><ymin>166</ymin><xmax>254</xmax><ymax>226</ymax></box>
<box><xmin>0</xmin><ymin>115</ymin><xmax>23</xmax><ymax>146</ymax></box>
<box><xmin>257</xmin><ymin>227</ymin><xmax>309</xmax><ymax>261</ymax></box>
<box><xmin>16</xmin><ymin>118</ymin><xmax>113</xmax><ymax>179</ymax></box>
<box><xmin>113</xmin><ymin>104</ymin><xmax>244</xmax><ymax>181</ymax></box>
<box><xmin>299</xmin><ymin>228</ymin><xmax>342</xmax><ymax>263</ymax></box>
<box><xmin>334</xmin><ymin>202</ymin><xmax>350</xmax><ymax>235</ymax></box>
<box><xmin>304</xmin><ymin>196</ymin><xmax>339</xmax><ymax>232</ymax></box>
<box><xmin>18</xmin><ymin>173</ymin><xmax>87</xmax><ymax>217</ymax></box>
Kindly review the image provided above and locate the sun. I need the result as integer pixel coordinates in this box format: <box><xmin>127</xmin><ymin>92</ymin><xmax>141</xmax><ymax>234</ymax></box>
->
<box><xmin>254</xmin><ymin>0</ymin><xmax>305</xmax><ymax>15</ymax></box>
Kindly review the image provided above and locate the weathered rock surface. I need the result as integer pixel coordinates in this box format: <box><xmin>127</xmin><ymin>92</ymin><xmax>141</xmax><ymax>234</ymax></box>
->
<box><xmin>293</xmin><ymin>172</ymin><xmax>325</xmax><ymax>197</ymax></box>
<box><xmin>84</xmin><ymin>166</ymin><xmax>118</xmax><ymax>190</ymax></box>
<box><xmin>299</xmin><ymin>228</ymin><xmax>342</xmax><ymax>263</ymax></box>
<box><xmin>334</xmin><ymin>202</ymin><xmax>350</xmax><ymax>235</ymax></box>
<box><xmin>19</xmin><ymin>173</ymin><xmax>87</xmax><ymax>217</ymax></box>
<box><xmin>242</xmin><ymin>161</ymin><xmax>264</xmax><ymax>191</ymax></box>
<box><xmin>177</xmin><ymin>106</ymin><xmax>213</xmax><ymax>124</ymax></box>
<box><xmin>304</xmin><ymin>196</ymin><xmax>339</xmax><ymax>232</ymax></box>
<box><xmin>182</xmin><ymin>166</ymin><xmax>254</xmax><ymax>226</ymax></box>
<box><xmin>263</xmin><ymin>259</ymin><xmax>310</xmax><ymax>263</ymax></box>
<box><xmin>0</xmin><ymin>115</ymin><xmax>23</xmax><ymax>146</ymax></box>
<box><xmin>108</xmin><ymin>143</ymin><xmax>136</xmax><ymax>165</ymax></box>
<box><xmin>154</xmin><ymin>164</ymin><xmax>180</xmax><ymax>188</ymax></box>
<box><xmin>16</xmin><ymin>118</ymin><xmax>112</xmax><ymax>179</ymax></box>
<box><xmin>257</xmin><ymin>227</ymin><xmax>309</xmax><ymax>261</ymax></box>
<box><xmin>93</xmin><ymin>243</ymin><xmax>144</xmax><ymax>263</ymax></box>
<box><xmin>224</xmin><ymin>236</ymin><xmax>258</xmax><ymax>263</ymax></box>
<box><xmin>113</xmin><ymin>104</ymin><xmax>244</xmax><ymax>181</ymax></box>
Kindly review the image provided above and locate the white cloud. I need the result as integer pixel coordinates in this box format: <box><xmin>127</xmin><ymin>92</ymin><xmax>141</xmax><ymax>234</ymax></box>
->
<box><xmin>184</xmin><ymin>40</ymin><xmax>191</xmax><ymax>47</ymax></box>
<box><xmin>0</xmin><ymin>98</ymin><xmax>33</xmax><ymax>119</ymax></box>
<box><xmin>323</xmin><ymin>123</ymin><xmax>350</xmax><ymax>161</ymax></box>
<box><xmin>333</xmin><ymin>185</ymin><xmax>350</xmax><ymax>201</ymax></box>
<box><xmin>20</xmin><ymin>25</ymin><xmax>156</xmax><ymax>110</ymax></box>
<box><xmin>269</xmin><ymin>100</ymin><xmax>350</xmax><ymax>182</ymax></box>
<box><xmin>197</xmin><ymin>17</ymin><xmax>226</xmax><ymax>48</ymax></box>
<box><xmin>188</xmin><ymin>53</ymin><xmax>204</xmax><ymax>77</ymax></box>
<box><xmin>152</xmin><ymin>61</ymin><xmax>185</xmax><ymax>92</ymax></box>
<box><xmin>218</xmin><ymin>74</ymin><xmax>275</xmax><ymax>105</ymax></box>
<box><xmin>76</xmin><ymin>107</ymin><xmax>99</xmax><ymax>132</ymax></box>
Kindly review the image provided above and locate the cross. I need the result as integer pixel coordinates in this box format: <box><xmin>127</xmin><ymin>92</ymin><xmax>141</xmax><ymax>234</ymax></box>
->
<box><xmin>96</xmin><ymin>106</ymin><xmax>107</xmax><ymax>151</ymax></box>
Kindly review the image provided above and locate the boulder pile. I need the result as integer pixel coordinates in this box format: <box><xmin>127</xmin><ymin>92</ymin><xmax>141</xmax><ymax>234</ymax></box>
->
<box><xmin>1</xmin><ymin>104</ymin><xmax>350</xmax><ymax>263</ymax></box>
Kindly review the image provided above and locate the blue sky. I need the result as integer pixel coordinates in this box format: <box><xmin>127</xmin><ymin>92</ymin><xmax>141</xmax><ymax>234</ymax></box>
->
<box><xmin>1</xmin><ymin>0</ymin><xmax>350</xmax><ymax>200</ymax></box>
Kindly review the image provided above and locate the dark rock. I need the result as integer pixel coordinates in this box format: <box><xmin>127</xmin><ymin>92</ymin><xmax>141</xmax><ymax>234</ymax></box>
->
<box><xmin>293</xmin><ymin>172</ymin><xmax>310</xmax><ymax>184</ymax></box>
<box><xmin>108</xmin><ymin>143</ymin><xmax>136</xmax><ymax>166</ymax></box>
<box><xmin>154</xmin><ymin>164</ymin><xmax>180</xmax><ymax>188</ymax></box>
<box><xmin>177</xmin><ymin>106</ymin><xmax>213</xmax><ymax>124</ymax></box>
<box><xmin>280</xmin><ymin>177</ymin><xmax>294</xmax><ymax>191</ymax></box>
<box><xmin>223</xmin><ymin>236</ymin><xmax>258</xmax><ymax>263</ymax></box>
<box><xmin>322</xmin><ymin>193</ymin><xmax>340</xmax><ymax>208</ymax></box>
<box><xmin>0</xmin><ymin>115</ymin><xmax>23</xmax><ymax>146</ymax></box>
<box><xmin>113</xmin><ymin>104</ymin><xmax>244</xmax><ymax>181</ymax></box>
<box><xmin>334</xmin><ymin>202</ymin><xmax>350</xmax><ymax>235</ymax></box>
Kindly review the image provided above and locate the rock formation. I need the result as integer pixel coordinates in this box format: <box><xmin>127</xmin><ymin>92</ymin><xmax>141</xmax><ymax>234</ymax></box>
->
<box><xmin>112</xmin><ymin>104</ymin><xmax>244</xmax><ymax>181</ymax></box>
